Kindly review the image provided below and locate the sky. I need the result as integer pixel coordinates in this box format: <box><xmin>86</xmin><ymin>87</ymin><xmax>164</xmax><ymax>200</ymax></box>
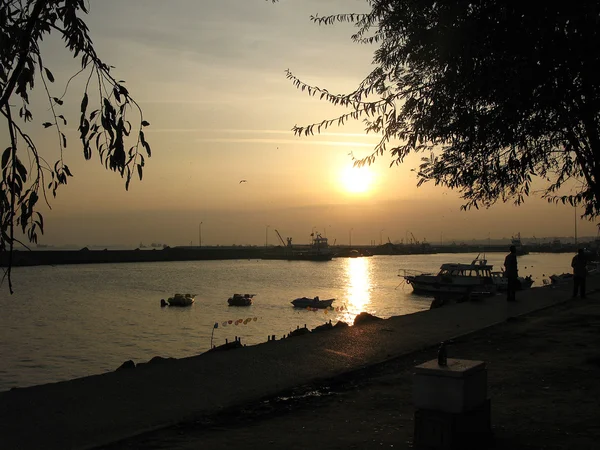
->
<box><xmin>6</xmin><ymin>0</ymin><xmax>599</xmax><ymax>247</ymax></box>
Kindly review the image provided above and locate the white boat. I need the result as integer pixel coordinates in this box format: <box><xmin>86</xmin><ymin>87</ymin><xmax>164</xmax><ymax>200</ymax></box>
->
<box><xmin>401</xmin><ymin>257</ymin><xmax>497</xmax><ymax>297</ymax></box>
<box><xmin>228</xmin><ymin>293</ymin><xmax>255</xmax><ymax>306</ymax></box>
<box><xmin>291</xmin><ymin>296</ymin><xmax>335</xmax><ymax>308</ymax></box>
<box><xmin>167</xmin><ymin>293</ymin><xmax>195</xmax><ymax>306</ymax></box>
<box><xmin>491</xmin><ymin>272</ymin><xmax>534</xmax><ymax>291</ymax></box>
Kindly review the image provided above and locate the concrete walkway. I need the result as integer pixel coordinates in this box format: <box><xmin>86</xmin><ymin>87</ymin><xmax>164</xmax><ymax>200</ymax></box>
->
<box><xmin>0</xmin><ymin>277</ymin><xmax>593</xmax><ymax>450</ymax></box>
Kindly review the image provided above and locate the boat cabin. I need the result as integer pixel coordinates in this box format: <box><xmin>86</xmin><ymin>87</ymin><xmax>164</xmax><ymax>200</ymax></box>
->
<box><xmin>311</xmin><ymin>233</ymin><xmax>328</xmax><ymax>249</ymax></box>
<box><xmin>437</xmin><ymin>259</ymin><xmax>493</xmax><ymax>278</ymax></box>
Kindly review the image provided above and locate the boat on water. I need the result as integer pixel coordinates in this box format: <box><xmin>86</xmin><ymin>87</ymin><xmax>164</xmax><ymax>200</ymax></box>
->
<box><xmin>262</xmin><ymin>231</ymin><xmax>334</xmax><ymax>261</ymax></box>
<box><xmin>549</xmin><ymin>273</ymin><xmax>573</xmax><ymax>284</ymax></box>
<box><xmin>401</xmin><ymin>257</ymin><xmax>497</xmax><ymax>297</ymax></box>
<box><xmin>291</xmin><ymin>296</ymin><xmax>335</xmax><ymax>308</ymax></box>
<box><xmin>228</xmin><ymin>293</ymin><xmax>255</xmax><ymax>306</ymax></box>
<box><xmin>491</xmin><ymin>272</ymin><xmax>534</xmax><ymax>291</ymax></box>
<box><xmin>335</xmin><ymin>248</ymin><xmax>373</xmax><ymax>258</ymax></box>
<box><xmin>167</xmin><ymin>293</ymin><xmax>195</xmax><ymax>306</ymax></box>
<box><xmin>511</xmin><ymin>233</ymin><xmax>529</xmax><ymax>256</ymax></box>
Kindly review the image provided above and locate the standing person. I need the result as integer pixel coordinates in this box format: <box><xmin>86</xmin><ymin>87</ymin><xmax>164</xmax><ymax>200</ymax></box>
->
<box><xmin>504</xmin><ymin>245</ymin><xmax>518</xmax><ymax>302</ymax></box>
<box><xmin>571</xmin><ymin>249</ymin><xmax>588</xmax><ymax>298</ymax></box>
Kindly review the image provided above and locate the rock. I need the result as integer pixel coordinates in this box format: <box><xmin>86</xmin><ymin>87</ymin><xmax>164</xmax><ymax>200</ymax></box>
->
<box><xmin>147</xmin><ymin>356</ymin><xmax>175</xmax><ymax>365</ymax></box>
<box><xmin>289</xmin><ymin>327</ymin><xmax>310</xmax><ymax>337</ymax></box>
<box><xmin>206</xmin><ymin>340</ymin><xmax>244</xmax><ymax>353</ymax></box>
<box><xmin>430</xmin><ymin>296</ymin><xmax>445</xmax><ymax>309</ymax></box>
<box><xmin>334</xmin><ymin>321</ymin><xmax>349</xmax><ymax>329</ymax></box>
<box><xmin>353</xmin><ymin>312</ymin><xmax>383</xmax><ymax>326</ymax></box>
<box><xmin>116</xmin><ymin>360</ymin><xmax>135</xmax><ymax>371</ymax></box>
<box><xmin>312</xmin><ymin>322</ymin><xmax>334</xmax><ymax>333</ymax></box>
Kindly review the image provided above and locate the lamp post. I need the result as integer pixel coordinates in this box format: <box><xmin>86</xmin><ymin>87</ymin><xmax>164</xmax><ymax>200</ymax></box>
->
<box><xmin>574</xmin><ymin>205</ymin><xmax>578</xmax><ymax>245</ymax></box>
<box><xmin>265</xmin><ymin>225</ymin><xmax>270</xmax><ymax>248</ymax></box>
<box><xmin>199</xmin><ymin>222</ymin><xmax>203</xmax><ymax>248</ymax></box>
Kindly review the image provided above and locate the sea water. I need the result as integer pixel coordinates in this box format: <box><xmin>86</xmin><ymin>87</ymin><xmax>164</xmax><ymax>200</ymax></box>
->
<box><xmin>0</xmin><ymin>252</ymin><xmax>572</xmax><ymax>391</ymax></box>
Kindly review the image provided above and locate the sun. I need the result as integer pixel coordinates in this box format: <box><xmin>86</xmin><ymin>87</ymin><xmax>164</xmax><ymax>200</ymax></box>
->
<box><xmin>340</xmin><ymin>166</ymin><xmax>373</xmax><ymax>194</ymax></box>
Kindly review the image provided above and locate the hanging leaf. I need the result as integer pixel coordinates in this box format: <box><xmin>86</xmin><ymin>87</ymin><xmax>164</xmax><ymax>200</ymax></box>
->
<box><xmin>44</xmin><ymin>67</ymin><xmax>54</xmax><ymax>82</ymax></box>
<box><xmin>1</xmin><ymin>148</ymin><xmax>11</xmax><ymax>169</ymax></box>
<box><xmin>80</xmin><ymin>92</ymin><xmax>88</xmax><ymax>114</ymax></box>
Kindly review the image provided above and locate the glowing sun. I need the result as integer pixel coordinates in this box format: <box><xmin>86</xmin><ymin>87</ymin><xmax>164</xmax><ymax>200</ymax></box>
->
<box><xmin>340</xmin><ymin>166</ymin><xmax>373</xmax><ymax>194</ymax></box>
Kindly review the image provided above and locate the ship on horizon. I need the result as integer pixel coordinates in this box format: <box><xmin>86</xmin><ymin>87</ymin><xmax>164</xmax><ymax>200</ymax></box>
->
<box><xmin>261</xmin><ymin>231</ymin><xmax>334</xmax><ymax>261</ymax></box>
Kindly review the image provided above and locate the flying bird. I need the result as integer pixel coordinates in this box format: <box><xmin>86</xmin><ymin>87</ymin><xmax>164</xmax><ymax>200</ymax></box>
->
<box><xmin>239</xmin><ymin>180</ymin><xmax>247</xmax><ymax>183</ymax></box>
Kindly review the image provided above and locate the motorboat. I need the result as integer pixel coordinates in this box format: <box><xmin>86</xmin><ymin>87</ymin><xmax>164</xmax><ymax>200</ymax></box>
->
<box><xmin>167</xmin><ymin>293</ymin><xmax>195</xmax><ymax>306</ymax></box>
<box><xmin>549</xmin><ymin>273</ymin><xmax>573</xmax><ymax>284</ymax></box>
<box><xmin>401</xmin><ymin>257</ymin><xmax>496</xmax><ymax>297</ymax></box>
<box><xmin>491</xmin><ymin>272</ymin><xmax>534</xmax><ymax>291</ymax></box>
<box><xmin>228</xmin><ymin>293</ymin><xmax>255</xmax><ymax>306</ymax></box>
<box><xmin>291</xmin><ymin>296</ymin><xmax>335</xmax><ymax>309</ymax></box>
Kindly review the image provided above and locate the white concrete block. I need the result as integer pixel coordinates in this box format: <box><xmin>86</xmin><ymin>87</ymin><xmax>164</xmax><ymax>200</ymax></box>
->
<box><xmin>413</xmin><ymin>358</ymin><xmax>487</xmax><ymax>414</ymax></box>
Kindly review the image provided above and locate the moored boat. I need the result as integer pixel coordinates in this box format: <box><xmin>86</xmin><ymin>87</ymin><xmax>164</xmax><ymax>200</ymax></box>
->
<box><xmin>228</xmin><ymin>293</ymin><xmax>255</xmax><ymax>306</ymax></box>
<box><xmin>401</xmin><ymin>257</ymin><xmax>497</xmax><ymax>298</ymax></box>
<box><xmin>491</xmin><ymin>272</ymin><xmax>534</xmax><ymax>291</ymax></box>
<box><xmin>167</xmin><ymin>293</ymin><xmax>195</xmax><ymax>306</ymax></box>
<box><xmin>291</xmin><ymin>296</ymin><xmax>335</xmax><ymax>308</ymax></box>
<box><xmin>262</xmin><ymin>231</ymin><xmax>334</xmax><ymax>261</ymax></box>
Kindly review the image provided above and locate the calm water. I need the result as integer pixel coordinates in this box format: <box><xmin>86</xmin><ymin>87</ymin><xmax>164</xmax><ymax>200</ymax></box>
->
<box><xmin>0</xmin><ymin>252</ymin><xmax>572</xmax><ymax>392</ymax></box>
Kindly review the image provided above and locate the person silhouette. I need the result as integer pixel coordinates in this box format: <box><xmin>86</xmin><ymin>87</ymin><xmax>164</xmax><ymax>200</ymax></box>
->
<box><xmin>504</xmin><ymin>245</ymin><xmax>518</xmax><ymax>302</ymax></box>
<box><xmin>571</xmin><ymin>248</ymin><xmax>588</xmax><ymax>298</ymax></box>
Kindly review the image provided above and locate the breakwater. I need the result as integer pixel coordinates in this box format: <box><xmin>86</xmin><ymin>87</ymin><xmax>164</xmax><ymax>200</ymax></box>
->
<box><xmin>0</xmin><ymin>246</ymin><xmax>264</xmax><ymax>267</ymax></box>
<box><xmin>0</xmin><ymin>242</ymin><xmax>587</xmax><ymax>267</ymax></box>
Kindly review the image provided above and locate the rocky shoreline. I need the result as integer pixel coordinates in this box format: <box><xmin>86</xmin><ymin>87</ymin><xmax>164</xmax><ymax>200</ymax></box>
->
<box><xmin>0</xmin><ymin>279</ymin><xmax>594</xmax><ymax>450</ymax></box>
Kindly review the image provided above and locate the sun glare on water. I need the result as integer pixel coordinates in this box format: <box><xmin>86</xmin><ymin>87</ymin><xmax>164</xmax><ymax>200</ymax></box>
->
<box><xmin>340</xmin><ymin>166</ymin><xmax>373</xmax><ymax>194</ymax></box>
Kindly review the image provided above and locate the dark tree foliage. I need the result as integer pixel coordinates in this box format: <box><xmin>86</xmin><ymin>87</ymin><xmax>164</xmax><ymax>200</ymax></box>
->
<box><xmin>1</xmin><ymin>0</ymin><xmax>151</xmax><ymax>292</ymax></box>
<box><xmin>285</xmin><ymin>1</ymin><xmax>600</xmax><ymax>220</ymax></box>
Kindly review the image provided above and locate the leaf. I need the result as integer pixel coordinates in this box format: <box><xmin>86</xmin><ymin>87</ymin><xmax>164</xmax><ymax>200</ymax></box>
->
<box><xmin>61</xmin><ymin>133</ymin><xmax>67</xmax><ymax>148</ymax></box>
<box><xmin>42</xmin><ymin>122</ymin><xmax>53</xmax><ymax>128</ymax></box>
<box><xmin>29</xmin><ymin>191</ymin><xmax>38</xmax><ymax>208</ymax></box>
<box><xmin>36</xmin><ymin>212</ymin><xmax>44</xmax><ymax>232</ymax></box>
<box><xmin>1</xmin><ymin>148</ymin><xmax>11</xmax><ymax>169</ymax></box>
<box><xmin>53</xmin><ymin>97</ymin><xmax>63</xmax><ymax>105</ymax></box>
<box><xmin>137</xmin><ymin>164</ymin><xmax>143</xmax><ymax>181</ymax></box>
<box><xmin>15</xmin><ymin>158</ymin><xmax>27</xmax><ymax>182</ymax></box>
<box><xmin>58</xmin><ymin>115</ymin><xmax>67</xmax><ymax>125</ymax></box>
<box><xmin>81</xmin><ymin>93</ymin><xmax>88</xmax><ymax>114</ymax></box>
<box><xmin>44</xmin><ymin>67</ymin><xmax>54</xmax><ymax>82</ymax></box>
<box><xmin>63</xmin><ymin>165</ymin><xmax>73</xmax><ymax>177</ymax></box>
<box><xmin>141</xmin><ymin>120</ymin><xmax>150</xmax><ymax>127</ymax></box>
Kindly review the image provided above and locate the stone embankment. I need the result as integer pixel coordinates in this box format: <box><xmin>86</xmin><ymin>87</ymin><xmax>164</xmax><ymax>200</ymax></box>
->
<box><xmin>0</xmin><ymin>277</ymin><xmax>593</xmax><ymax>450</ymax></box>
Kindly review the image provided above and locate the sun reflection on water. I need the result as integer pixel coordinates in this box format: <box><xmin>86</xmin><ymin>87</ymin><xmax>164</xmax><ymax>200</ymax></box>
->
<box><xmin>341</xmin><ymin>257</ymin><xmax>373</xmax><ymax>323</ymax></box>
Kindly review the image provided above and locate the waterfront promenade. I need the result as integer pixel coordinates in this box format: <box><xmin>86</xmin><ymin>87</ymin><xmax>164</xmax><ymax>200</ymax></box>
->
<box><xmin>0</xmin><ymin>278</ymin><xmax>595</xmax><ymax>450</ymax></box>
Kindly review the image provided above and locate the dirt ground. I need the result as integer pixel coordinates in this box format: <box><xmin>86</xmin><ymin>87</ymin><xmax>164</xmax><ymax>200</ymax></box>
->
<box><xmin>99</xmin><ymin>298</ymin><xmax>600</xmax><ymax>450</ymax></box>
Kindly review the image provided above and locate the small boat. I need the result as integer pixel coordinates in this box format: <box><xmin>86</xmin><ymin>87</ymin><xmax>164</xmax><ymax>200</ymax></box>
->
<box><xmin>228</xmin><ymin>293</ymin><xmax>255</xmax><ymax>306</ymax></box>
<box><xmin>491</xmin><ymin>272</ymin><xmax>534</xmax><ymax>291</ymax></box>
<box><xmin>401</xmin><ymin>256</ymin><xmax>496</xmax><ymax>298</ymax></box>
<box><xmin>167</xmin><ymin>293</ymin><xmax>195</xmax><ymax>306</ymax></box>
<box><xmin>291</xmin><ymin>296</ymin><xmax>335</xmax><ymax>309</ymax></box>
<box><xmin>549</xmin><ymin>273</ymin><xmax>573</xmax><ymax>284</ymax></box>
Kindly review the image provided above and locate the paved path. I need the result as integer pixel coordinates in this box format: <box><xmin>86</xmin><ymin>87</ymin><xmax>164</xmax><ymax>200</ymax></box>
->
<box><xmin>0</xmin><ymin>277</ymin><xmax>593</xmax><ymax>450</ymax></box>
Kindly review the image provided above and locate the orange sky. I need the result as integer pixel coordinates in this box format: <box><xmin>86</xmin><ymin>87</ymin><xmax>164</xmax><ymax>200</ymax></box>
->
<box><xmin>5</xmin><ymin>0</ymin><xmax>599</xmax><ymax>247</ymax></box>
